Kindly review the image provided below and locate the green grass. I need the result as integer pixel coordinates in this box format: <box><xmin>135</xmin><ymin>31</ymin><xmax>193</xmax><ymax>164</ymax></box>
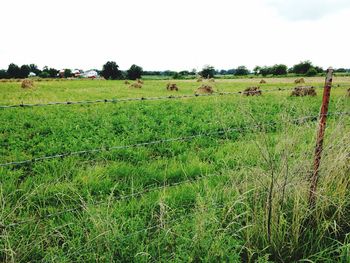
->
<box><xmin>0</xmin><ymin>78</ymin><xmax>349</xmax><ymax>262</ymax></box>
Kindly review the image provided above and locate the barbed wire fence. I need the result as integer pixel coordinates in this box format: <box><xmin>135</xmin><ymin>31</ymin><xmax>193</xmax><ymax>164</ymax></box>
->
<box><xmin>1</xmin><ymin>78</ymin><xmax>349</xmax><ymax>245</ymax></box>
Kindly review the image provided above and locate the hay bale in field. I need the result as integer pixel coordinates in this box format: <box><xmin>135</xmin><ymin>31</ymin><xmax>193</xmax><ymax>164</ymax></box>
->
<box><xmin>347</xmin><ymin>88</ymin><xmax>350</xmax><ymax>97</ymax></box>
<box><xmin>166</xmin><ymin>83</ymin><xmax>179</xmax><ymax>91</ymax></box>
<box><xmin>294</xmin><ymin>78</ymin><xmax>305</xmax><ymax>84</ymax></box>
<box><xmin>196</xmin><ymin>84</ymin><xmax>214</xmax><ymax>94</ymax></box>
<box><xmin>124</xmin><ymin>80</ymin><xmax>130</xmax><ymax>85</ymax></box>
<box><xmin>291</xmin><ymin>86</ymin><xmax>317</xmax><ymax>97</ymax></box>
<box><xmin>129</xmin><ymin>82</ymin><xmax>142</xmax><ymax>89</ymax></box>
<box><xmin>243</xmin><ymin>86</ymin><xmax>262</xmax><ymax>96</ymax></box>
<box><xmin>21</xmin><ymin>79</ymin><xmax>34</xmax><ymax>89</ymax></box>
<box><xmin>260</xmin><ymin>79</ymin><xmax>267</xmax><ymax>84</ymax></box>
<box><xmin>136</xmin><ymin>79</ymin><xmax>144</xmax><ymax>84</ymax></box>
<box><xmin>209</xmin><ymin>78</ymin><xmax>215</xmax><ymax>82</ymax></box>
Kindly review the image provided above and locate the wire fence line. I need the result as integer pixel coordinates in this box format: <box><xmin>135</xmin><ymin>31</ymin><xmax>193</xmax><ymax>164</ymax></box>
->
<box><xmin>2</xmin><ymin>171</ymin><xmax>227</xmax><ymax>228</ymax></box>
<box><xmin>0</xmin><ymin>86</ymin><xmax>324</xmax><ymax>109</ymax></box>
<box><xmin>1</xmin><ymin>111</ymin><xmax>349</xmax><ymax>168</ymax></box>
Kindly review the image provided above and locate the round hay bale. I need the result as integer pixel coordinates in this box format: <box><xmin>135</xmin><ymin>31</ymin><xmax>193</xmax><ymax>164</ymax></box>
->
<box><xmin>260</xmin><ymin>79</ymin><xmax>267</xmax><ymax>84</ymax></box>
<box><xmin>130</xmin><ymin>82</ymin><xmax>142</xmax><ymax>89</ymax></box>
<box><xmin>21</xmin><ymin>79</ymin><xmax>34</xmax><ymax>89</ymax></box>
<box><xmin>166</xmin><ymin>83</ymin><xmax>179</xmax><ymax>91</ymax></box>
<box><xmin>196</xmin><ymin>84</ymin><xmax>214</xmax><ymax>94</ymax></box>
<box><xmin>291</xmin><ymin>86</ymin><xmax>317</xmax><ymax>97</ymax></box>
<box><xmin>294</xmin><ymin>78</ymin><xmax>305</xmax><ymax>84</ymax></box>
<box><xmin>243</xmin><ymin>87</ymin><xmax>262</xmax><ymax>96</ymax></box>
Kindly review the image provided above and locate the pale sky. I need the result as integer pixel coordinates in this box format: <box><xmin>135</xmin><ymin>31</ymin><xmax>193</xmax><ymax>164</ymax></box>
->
<box><xmin>1</xmin><ymin>0</ymin><xmax>349</xmax><ymax>71</ymax></box>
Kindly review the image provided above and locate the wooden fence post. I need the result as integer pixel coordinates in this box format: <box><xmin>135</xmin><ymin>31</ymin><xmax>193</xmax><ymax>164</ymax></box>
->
<box><xmin>308</xmin><ymin>67</ymin><xmax>334</xmax><ymax>208</ymax></box>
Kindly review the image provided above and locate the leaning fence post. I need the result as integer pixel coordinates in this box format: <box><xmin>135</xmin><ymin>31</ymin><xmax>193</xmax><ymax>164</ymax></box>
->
<box><xmin>308</xmin><ymin>67</ymin><xmax>334</xmax><ymax>208</ymax></box>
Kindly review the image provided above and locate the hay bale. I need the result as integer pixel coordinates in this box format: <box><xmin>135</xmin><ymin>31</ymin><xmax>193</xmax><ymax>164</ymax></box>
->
<box><xmin>294</xmin><ymin>78</ymin><xmax>305</xmax><ymax>84</ymax></box>
<box><xmin>291</xmin><ymin>86</ymin><xmax>317</xmax><ymax>97</ymax></box>
<box><xmin>124</xmin><ymin>80</ymin><xmax>130</xmax><ymax>85</ymax></box>
<box><xmin>21</xmin><ymin>79</ymin><xmax>34</xmax><ymax>89</ymax></box>
<box><xmin>129</xmin><ymin>82</ymin><xmax>142</xmax><ymax>89</ymax></box>
<box><xmin>347</xmin><ymin>88</ymin><xmax>350</xmax><ymax>97</ymax></box>
<box><xmin>243</xmin><ymin>87</ymin><xmax>262</xmax><ymax>96</ymax></box>
<box><xmin>196</xmin><ymin>84</ymin><xmax>214</xmax><ymax>94</ymax></box>
<box><xmin>209</xmin><ymin>78</ymin><xmax>215</xmax><ymax>82</ymax></box>
<box><xmin>260</xmin><ymin>79</ymin><xmax>267</xmax><ymax>84</ymax></box>
<box><xmin>136</xmin><ymin>79</ymin><xmax>144</xmax><ymax>84</ymax></box>
<box><xmin>196</xmin><ymin>77</ymin><xmax>203</xmax><ymax>82</ymax></box>
<box><xmin>166</xmin><ymin>83</ymin><xmax>179</xmax><ymax>91</ymax></box>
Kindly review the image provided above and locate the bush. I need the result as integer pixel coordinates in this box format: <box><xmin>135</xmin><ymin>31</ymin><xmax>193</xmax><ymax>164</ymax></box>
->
<box><xmin>200</xmin><ymin>65</ymin><xmax>215</xmax><ymax>78</ymax></box>
<box><xmin>306</xmin><ymin>67</ymin><xmax>318</xmax><ymax>77</ymax></box>
<box><xmin>235</xmin><ymin>66</ymin><xmax>249</xmax><ymax>76</ymax></box>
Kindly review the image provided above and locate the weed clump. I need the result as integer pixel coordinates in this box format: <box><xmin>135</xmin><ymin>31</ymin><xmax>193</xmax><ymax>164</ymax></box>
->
<box><xmin>196</xmin><ymin>84</ymin><xmax>214</xmax><ymax>94</ymax></box>
<box><xmin>260</xmin><ymin>79</ymin><xmax>267</xmax><ymax>84</ymax></box>
<box><xmin>291</xmin><ymin>86</ymin><xmax>317</xmax><ymax>97</ymax></box>
<box><xmin>243</xmin><ymin>86</ymin><xmax>262</xmax><ymax>96</ymax></box>
<box><xmin>166</xmin><ymin>83</ymin><xmax>179</xmax><ymax>91</ymax></box>
<box><xmin>294</xmin><ymin>78</ymin><xmax>305</xmax><ymax>84</ymax></box>
<box><xmin>21</xmin><ymin>79</ymin><xmax>34</xmax><ymax>89</ymax></box>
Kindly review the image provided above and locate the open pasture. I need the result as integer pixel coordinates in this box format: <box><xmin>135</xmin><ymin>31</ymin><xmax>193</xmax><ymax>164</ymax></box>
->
<box><xmin>0</xmin><ymin>77</ymin><xmax>350</xmax><ymax>262</ymax></box>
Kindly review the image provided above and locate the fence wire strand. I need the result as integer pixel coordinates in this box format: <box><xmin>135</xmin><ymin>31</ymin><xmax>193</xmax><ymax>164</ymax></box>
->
<box><xmin>0</xmin><ymin>111</ymin><xmax>349</xmax><ymax>168</ymax></box>
<box><xmin>0</xmin><ymin>86</ymin><xmax>325</xmax><ymax>109</ymax></box>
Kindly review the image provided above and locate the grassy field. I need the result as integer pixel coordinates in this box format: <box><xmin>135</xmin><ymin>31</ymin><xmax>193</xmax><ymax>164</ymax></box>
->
<box><xmin>0</xmin><ymin>77</ymin><xmax>349</xmax><ymax>262</ymax></box>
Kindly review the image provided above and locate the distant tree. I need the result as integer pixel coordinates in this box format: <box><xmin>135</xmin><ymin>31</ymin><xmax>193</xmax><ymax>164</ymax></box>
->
<box><xmin>0</xmin><ymin>69</ymin><xmax>9</xmax><ymax>79</ymax></box>
<box><xmin>290</xmin><ymin>60</ymin><xmax>313</xmax><ymax>75</ymax></box>
<box><xmin>19</xmin><ymin>65</ymin><xmax>31</xmax><ymax>78</ymax></box>
<box><xmin>226</xmin><ymin>69</ymin><xmax>236</xmax><ymax>74</ymax></box>
<box><xmin>306</xmin><ymin>67</ymin><xmax>318</xmax><ymax>76</ymax></box>
<box><xmin>314</xmin><ymin>66</ymin><xmax>324</xmax><ymax>73</ymax></box>
<box><xmin>219</xmin><ymin>69</ymin><xmax>227</xmax><ymax>75</ymax></box>
<box><xmin>7</xmin><ymin>63</ymin><xmax>21</xmax><ymax>78</ymax></box>
<box><xmin>235</xmin><ymin>66</ymin><xmax>249</xmax><ymax>76</ymax></box>
<box><xmin>64</xmin><ymin>69</ymin><xmax>73</xmax><ymax>78</ymax></box>
<box><xmin>48</xmin><ymin>68</ymin><xmax>59</xmax><ymax>78</ymax></box>
<box><xmin>253</xmin><ymin>66</ymin><xmax>261</xmax><ymax>75</ymax></box>
<box><xmin>39</xmin><ymin>71</ymin><xmax>50</xmax><ymax>78</ymax></box>
<box><xmin>200</xmin><ymin>65</ymin><xmax>215</xmax><ymax>78</ymax></box>
<box><xmin>335</xmin><ymin>68</ymin><xmax>346</xmax><ymax>73</ymax></box>
<box><xmin>271</xmin><ymin>64</ymin><xmax>287</xmax><ymax>75</ymax></box>
<box><xmin>101</xmin><ymin>61</ymin><xmax>123</xmax><ymax>80</ymax></box>
<box><xmin>259</xmin><ymin>66</ymin><xmax>271</xmax><ymax>77</ymax></box>
<box><xmin>126</xmin><ymin>64</ymin><xmax>143</xmax><ymax>80</ymax></box>
<box><xmin>29</xmin><ymin>64</ymin><xmax>42</xmax><ymax>76</ymax></box>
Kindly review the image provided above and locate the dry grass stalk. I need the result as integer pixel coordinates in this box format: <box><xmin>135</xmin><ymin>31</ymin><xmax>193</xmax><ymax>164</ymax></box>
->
<box><xmin>291</xmin><ymin>86</ymin><xmax>317</xmax><ymax>97</ymax></box>
<box><xmin>243</xmin><ymin>86</ymin><xmax>262</xmax><ymax>96</ymax></box>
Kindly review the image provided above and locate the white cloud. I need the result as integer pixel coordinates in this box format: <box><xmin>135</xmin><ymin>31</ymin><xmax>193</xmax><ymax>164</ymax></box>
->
<box><xmin>0</xmin><ymin>0</ymin><xmax>349</xmax><ymax>71</ymax></box>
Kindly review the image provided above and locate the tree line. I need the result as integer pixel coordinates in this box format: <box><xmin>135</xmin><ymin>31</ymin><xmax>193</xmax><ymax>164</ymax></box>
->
<box><xmin>0</xmin><ymin>61</ymin><xmax>349</xmax><ymax>79</ymax></box>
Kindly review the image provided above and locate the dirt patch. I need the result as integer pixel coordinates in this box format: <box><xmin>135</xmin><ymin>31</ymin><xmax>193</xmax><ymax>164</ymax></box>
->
<box><xmin>291</xmin><ymin>86</ymin><xmax>317</xmax><ymax>97</ymax></box>
<box><xmin>21</xmin><ymin>79</ymin><xmax>34</xmax><ymax>89</ymax></box>
<box><xmin>243</xmin><ymin>87</ymin><xmax>262</xmax><ymax>96</ymax></box>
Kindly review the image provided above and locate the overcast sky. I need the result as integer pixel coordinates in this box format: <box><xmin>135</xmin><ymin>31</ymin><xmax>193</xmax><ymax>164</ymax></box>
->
<box><xmin>1</xmin><ymin>0</ymin><xmax>349</xmax><ymax>71</ymax></box>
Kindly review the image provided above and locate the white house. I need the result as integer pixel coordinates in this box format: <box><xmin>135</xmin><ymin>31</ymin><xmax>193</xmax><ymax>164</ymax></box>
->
<box><xmin>82</xmin><ymin>70</ymin><xmax>99</xmax><ymax>79</ymax></box>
